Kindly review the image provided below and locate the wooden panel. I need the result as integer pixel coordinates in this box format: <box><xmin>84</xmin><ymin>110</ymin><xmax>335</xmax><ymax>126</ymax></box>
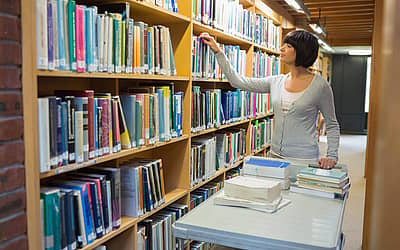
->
<box><xmin>363</xmin><ymin>0</ymin><xmax>400</xmax><ymax>249</ymax></box>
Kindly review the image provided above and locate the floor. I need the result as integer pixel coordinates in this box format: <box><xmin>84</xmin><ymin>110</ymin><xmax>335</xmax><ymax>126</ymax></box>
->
<box><xmin>319</xmin><ymin>135</ymin><xmax>367</xmax><ymax>250</ymax></box>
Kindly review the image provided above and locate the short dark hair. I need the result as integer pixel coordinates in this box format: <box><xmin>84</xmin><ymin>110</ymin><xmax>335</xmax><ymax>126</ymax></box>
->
<box><xmin>283</xmin><ymin>30</ymin><xmax>319</xmax><ymax>68</ymax></box>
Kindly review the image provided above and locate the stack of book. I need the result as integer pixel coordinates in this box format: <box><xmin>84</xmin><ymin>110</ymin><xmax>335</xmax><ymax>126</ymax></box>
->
<box><xmin>250</xmin><ymin>118</ymin><xmax>273</xmax><ymax>153</ymax></box>
<box><xmin>214</xmin><ymin>175</ymin><xmax>290</xmax><ymax>212</ymax></box>
<box><xmin>120</xmin><ymin>158</ymin><xmax>166</xmax><ymax>218</ymax></box>
<box><xmin>192</xmin><ymin>36</ymin><xmax>246</xmax><ymax>80</ymax></box>
<box><xmin>137</xmin><ymin>203</ymin><xmax>189</xmax><ymax>250</ymax></box>
<box><xmin>254</xmin><ymin>14</ymin><xmax>281</xmax><ymax>51</ymax></box>
<box><xmin>192</xmin><ymin>0</ymin><xmax>255</xmax><ymax>42</ymax></box>
<box><xmin>253</xmin><ymin>50</ymin><xmax>280</xmax><ymax>78</ymax></box>
<box><xmin>216</xmin><ymin>129</ymin><xmax>246</xmax><ymax>168</ymax></box>
<box><xmin>191</xmin><ymin>136</ymin><xmax>217</xmax><ymax>187</ymax></box>
<box><xmin>139</xmin><ymin>0</ymin><xmax>179</xmax><ymax>13</ymax></box>
<box><xmin>40</xmin><ymin>167</ymin><xmax>121</xmax><ymax>249</ymax></box>
<box><xmin>290</xmin><ymin>167</ymin><xmax>350</xmax><ymax>199</ymax></box>
<box><xmin>36</xmin><ymin>1</ymin><xmax>176</xmax><ymax>75</ymax></box>
<box><xmin>190</xmin><ymin>241</ymin><xmax>213</xmax><ymax>250</ymax></box>
<box><xmin>191</xmin><ymin>86</ymin><xmax>272</xmax><ymax>133</ymax></box>
<box><xmin>190</xmin><ymin>180</ymin><xmax>224</xmax><ymax>209</ymax></box>
<box><xmin>242</xmin><ymin>156</ymin><xmax>290</xmax><ymax>189</ymax></box>
<box><xmin>38</xmin><ymin>86</ymin><xmax>183</xmax><ymax>173</ymax></box>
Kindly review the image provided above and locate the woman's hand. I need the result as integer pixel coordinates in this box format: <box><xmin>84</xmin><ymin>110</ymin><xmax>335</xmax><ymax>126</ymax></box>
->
<box><xmin>199</xmin><ymin>32</ymin><xmax>222</xmax><ymax>54</ymax></box>
<box><xmin>319</xmin><ymin>158</ymin><xmax>336</xmax><ymax>169</ymax></box>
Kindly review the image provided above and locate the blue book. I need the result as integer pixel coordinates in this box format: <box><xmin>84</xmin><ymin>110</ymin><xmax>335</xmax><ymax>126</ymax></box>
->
<box><xmin>57</xmin><ymin>0</ymin><xmax>66</xmax><ymax>70</ymax></box>
<box><xmin>245</xmin><ymin>158</ymin><xmax>290</xmax><ymax>168</ymax></box>
<box><xmin>47</xmin><ymin>1</ymin><xmax>54</xmax><ymax>70</ymax></box>
<box><xmin>61</xmin><ymin>101</ymin><xmax>68</xmax><ymax>166</ymax></box>
<box><xmin>173</xmin><ymin>92</ymin><xmax>183</xmax><ymax>137</ymax></box>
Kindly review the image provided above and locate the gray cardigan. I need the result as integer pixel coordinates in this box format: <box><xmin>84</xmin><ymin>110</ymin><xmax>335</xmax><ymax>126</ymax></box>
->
<box><xmin>215</xmin><ymin>52</ymin><xmax>340</xmax><ymax>161</ymax></box>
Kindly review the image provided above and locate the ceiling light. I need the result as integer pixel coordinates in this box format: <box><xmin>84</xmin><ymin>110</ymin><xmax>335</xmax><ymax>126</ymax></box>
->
<box><xmin>348</xmin><ymin>50</ymin><xmax>371</xmax><ymax>56</ymax></box>
<box><xmin>309</xmin><ymin>24</ymin><xmax>323</xmax><ymax>34</ymax></box>
<box><xmin>318</xmin><ymin>39</ymin><xmax>334</xmax><ymax>53</ymax></box>
<box><xmin>284</xmin><ymin>0</ymin><xmax>311</xmax><ymax>19</ymax></box>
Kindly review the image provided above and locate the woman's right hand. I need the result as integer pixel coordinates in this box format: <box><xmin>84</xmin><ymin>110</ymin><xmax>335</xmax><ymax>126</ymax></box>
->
<box><xmin>199</xmin><ymin>33</ymin><xmax>222</xmax><ymax>54</ymax></box>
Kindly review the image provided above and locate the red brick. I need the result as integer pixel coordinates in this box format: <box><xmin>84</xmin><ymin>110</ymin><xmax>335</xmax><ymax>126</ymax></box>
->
<box><xmin>0</xmin><ymin>213</ymin><xmax>26</xmax><ymax>242</ymax></box>
<box><xmin>0</xmin><ymin>67</ymin><xmax>21</xmax><ymax>89</ymax></box>
<box><xmin>0</xmin><ymin>190</ymin><xmax>25</xmax><ymax>219</ymax></box>
<box><xmin>0</xmin><ymin>0</ymin><xmax>20</xmax><ymax>16</ymax></box>
<box><xmin>0</xmin><ymin>141</ymin><xmax>24</xmax><ymax>167</ymax></box>
<box><xmin>0</xmin><ymin>236</ymin><xmax>27</xmax><ymax>250</ymax></box>
<box><xmin>0</xmin><ymin>92</ymin><xmax>22</xmax><ymax>116</ymax></box>
<box><xmin>0</xmin><ymin>16</ymin><xmax>20</xmax><ymax>41</ymax></box>
<box><xmin>0</xmin><ymin>166</ymin><xmax>24</xmax><ymax>193</ymax></box>
<box><xmin>0</xmin><ymin>117</ymin><xmax>23</xmax><ymax>141</ymax></box>
<box><xmin>0</xmin><ymin>43</ymin><xmax>21</xmax><ymax>65</ymax></box>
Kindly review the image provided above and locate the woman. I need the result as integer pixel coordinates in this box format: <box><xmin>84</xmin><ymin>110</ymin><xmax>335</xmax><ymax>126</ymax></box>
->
<box><xmin>199</xmin><ymin>30</ymin><xmax>340</xmax><ymax>169</ymax></box>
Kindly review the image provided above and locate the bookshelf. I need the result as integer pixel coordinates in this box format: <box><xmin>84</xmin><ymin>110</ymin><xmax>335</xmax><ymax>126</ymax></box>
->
<box><xmin>22</xmin><ymin>0</ymin><xmax>282</xmax><ymax>249</ymax></box>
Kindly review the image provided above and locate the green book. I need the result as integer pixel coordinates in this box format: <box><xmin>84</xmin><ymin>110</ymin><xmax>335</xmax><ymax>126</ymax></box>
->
<box><xmin>299</xmin><ymin>167</ymin><xmax>348</xmax><ymax>180</ymax></box>
<box><xmin>67</xmin><ymin>0</ymin><xmax>77</xmax><ymax>71</ymax></box>
<box><xmin>113</xmin><ymin>14</ymin><xmax>122</xmax><ymax>73</ymax></box>
<box><xmin>40</xmin><ymin>187</ymin><xmax>60</xmax><ymax>250</ymax></box>
<box><xmin>121</xmin><ymin>20</ymin><xmax>126</xmax><ymax>73</ymax></box>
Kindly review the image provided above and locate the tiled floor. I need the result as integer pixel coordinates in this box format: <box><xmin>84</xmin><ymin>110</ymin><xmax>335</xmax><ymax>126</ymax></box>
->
<box><xmin>319</xmin><ymin>135</ymin><xmax>366</xmax><ymax>250</ymax></box>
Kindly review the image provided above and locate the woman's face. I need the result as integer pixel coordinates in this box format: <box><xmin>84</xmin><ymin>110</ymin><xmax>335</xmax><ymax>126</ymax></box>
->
<box><xmin>280</xmin><ymin>43</ymin><xmax>296</xmax><ymax>65</ymax></box>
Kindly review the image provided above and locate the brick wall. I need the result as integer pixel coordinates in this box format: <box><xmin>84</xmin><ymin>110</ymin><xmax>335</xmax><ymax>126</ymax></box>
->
<box><xmin>0</xmin><ymin>0</ymin><xmax>27</xmax><ymax>249</ymax></box>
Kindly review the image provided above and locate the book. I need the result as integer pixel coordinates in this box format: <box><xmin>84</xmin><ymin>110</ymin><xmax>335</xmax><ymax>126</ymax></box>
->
<box><xmin>242</xmin><ymin>156</ymin><xmax>290</xmax><ymax>179</ymax></box>
<box><xmin>224</xmin><ymin>175</ymin><xmax>281</xmax><ymax>204</ymax></box>
<box><xmin>214</xmin><ymin>191</ymin><xmax>290</xmax><ymax>213</ymax></box>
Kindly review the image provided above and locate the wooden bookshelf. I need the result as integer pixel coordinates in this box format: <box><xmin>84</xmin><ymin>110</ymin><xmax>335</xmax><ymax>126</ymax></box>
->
<box><xmin>22</xmin><ymin>0</ymin><xmax>283</xmax><ymax>249</ymax></box>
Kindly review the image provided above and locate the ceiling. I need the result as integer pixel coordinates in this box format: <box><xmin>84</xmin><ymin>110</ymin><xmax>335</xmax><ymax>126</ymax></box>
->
<box><xmin>269</xmin><ymin>0</ymin><xmax>375</xmax><ymax>46</ymax></box>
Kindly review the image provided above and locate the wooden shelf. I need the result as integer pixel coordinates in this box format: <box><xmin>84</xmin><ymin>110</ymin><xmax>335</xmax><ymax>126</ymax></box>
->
<box><xmin>79</xmin><ymin>188</ymin><xmax>186</xmax><ymax>250</ymax></box>
<box><xmin>40</xmin><ymin>135</ymin><xmax>189</xmax><ymax>179</ymax></box>
<box><xmin>191</xmin><ymin>119</ymin><xmax>250</xmax><ymax>138</ymax></box>
<box><xmin>254</xmin><ymin>1</ymin><xmax>281</xmax><ymax>25</ymax></box>
<box><xmin>251</xmin><ymin>112</ymin><xmax>274</xmax><ymax>121</ymax></box>
<box><xmin>80</xmin><ymin>217</ymin><xmax>138</xmax><ymax>250</ymax></box>
<box><xmin>193</xmin><ymin>21</ymin><xmax>253</xmax><ymax>48</ymax></box>
<box><xmin>192</xmin><ymin>78</ymin><xmax>229</xmax><ymax>83</ymax></box>
<box><xmin>240</xmin><ymin>0</ymin><xmax>255</xmax><ymax>8</ymax></box>
<box><xmin>36</xmin><ymin>70</ymin><xmax>190</xmax><ymax>81</ymax></box>
<box><xmin>190</xmin><ymin>169</ymin><xmax>225</xmax><ymax>192</ymax></box>
<box><xmin>136</xmin><ymin>188</ymin><xmax>188</xmax><ymax>223</ymax></box>
<box><xmin>252</xmin><ymin>144</ymin><xmax>271</xmax><ymax>155</ymax></box>
<box><xmin>254</xmin><ymin>43</ymin><xmax>280</xmax><ymax>56</ymax></box>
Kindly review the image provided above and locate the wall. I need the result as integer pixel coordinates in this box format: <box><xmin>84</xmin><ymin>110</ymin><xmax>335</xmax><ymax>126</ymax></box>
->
<box><xmin>331</xmin><ymin>54</ymin><xmax>368</xmax><ymax>134</ymax></box>
<box><xmin>0</xmin><ymin>0</ymin><xmax>27</xmax><ymax>249</ymax></box>
<box><xmin>363</xmin><ymin>0</ymin><xmax>400</xmax><ymax>249</ymax></box>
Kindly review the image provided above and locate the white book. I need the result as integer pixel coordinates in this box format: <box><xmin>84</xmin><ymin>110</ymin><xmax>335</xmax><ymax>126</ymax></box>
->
<box><xmin>51</xmin><ymin>0</ymin><xmax>59</xmax><ymax>69</ymax></box>
<box><xmin>224</xmin><ymin>175</ymin><xmax>281</xmax><ymax>203</ymax></box>
<box><xmin>214</xmin><ymin>191</ymin><xmax>290</xmax><ymax>213</ymax></box>
<box><xmin>107</xmin><ymin>14</ymin><xmax>114</xmax><ymax>73</ymax></box>
<box><xmin>36</xmin><ymin>0</ymin><xmax>48</xmax><ymax>70</ymax></box>
<box><xmin>74</xmin><ymin>111</ymin><xmax>84</xmax><ymax>163</ymax></box>
<box><xmin>38</xmin><ymin>98</ymin><xmax>50</xmax><ymax>173</ymax></box>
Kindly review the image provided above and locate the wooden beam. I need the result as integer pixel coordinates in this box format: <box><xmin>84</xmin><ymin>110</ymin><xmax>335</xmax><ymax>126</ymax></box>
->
<box><xmin>308</xmin><ymin>4</ymin><xmax>375</xmax><ymax>10</ymax></box>
<box><xmin>305</xmin><ymin>0</ymin><xmax>373</xmax><ymax>4</ymax></box>
<box><xmin>310</xmin><ymin>9</ymin><xmax>375</xmax><ymax>15</ymax></box>
<box><xmin>311</xmin><ymin>12</ymin><xmax>374</xmax><ymax>18</ymax></box>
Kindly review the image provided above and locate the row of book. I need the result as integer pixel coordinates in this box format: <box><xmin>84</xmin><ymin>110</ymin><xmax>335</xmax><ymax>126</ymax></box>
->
<box><xmin>191</xmin><ymin>86</ymin><xmax>272</xmax><ymax>132</ymax></box>
<box><xmin>192</xmin><ymin>36</ymin><xmax>246</xmax><ymax>80</ymax></box>
<box><xmin>38</xmin><ymin>87</ymin><xmax>183</xmax><ymax>173</ymax></box>
<box><xmin>36</xmin><ymin>1</ymin><xmax>176</xmax><ymax>75</ymax></box>
<box><xmin>191</xmin><ymin>137</ymin><xmax>217</xmax><ymax>187</ymax></box>
<box><xmin>190</xmin><ymin>180</ymin><xmax>223</xmax><ymax>209</ymax></box>
<box><xmin>120</xmin><ymin>159</ymin><xmax>166</xmax><ymax>218</ymax></box>
<box><xmin>193</xmin><ymin>0</ymin><xmax>255</xmax><ymax>41</ymax></box>
<box><xmin>250</xmin><ymin>118</ymin><xmax>274</xmax><ymax>153</ymax></box>
<box><xmin>252</xmin><ymin>50</ymin><xmax>280</xmax><ymax>78</ymax></box>
<box><xmin>139</xmin><ymin>0</ymin><xmax>179</xmax><ymax>13</ymax></box>
<box><xmin>137</xmin><ymin>203</ymin><xmax>189</xmax><ymax>250</ymax></box>
<box><xmin>216</xmin><ymin>129</ymin><xmax>247</xmax><ymax>168</ymax></box>
<box><xmin>40</xmin><ymin>166</ymin><xmax>121</xmax><ymax>250</ymax></box>
<box><xmin>225</xmin><ymin>168</ymin><xmax>241</xmax><ymax>180</ymax></box>
<box><xmin>254</xmin><ymin>14</ymin><xmax>281</xmax><ymax>52</ymax></box>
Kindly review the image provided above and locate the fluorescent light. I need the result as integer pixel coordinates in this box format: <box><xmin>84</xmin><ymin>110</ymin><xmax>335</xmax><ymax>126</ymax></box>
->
<box><xmin>285</xmin><ymin>0</ymin><xmax>301</xmax><ymax>11</ymax></box>
<box><xmin>348</xmin><ymin>50</ymin><xmax>371</xmax><ymax>56</ymax></box>
<box><xmin>318</xmin><ymin>39</ymin><xmax>334</xmax><ymax>52</ymax></box>
<box><xmin>309</xmin><ymin>24</ymin><xmax>323</xmax><ymax>34</ymax></box>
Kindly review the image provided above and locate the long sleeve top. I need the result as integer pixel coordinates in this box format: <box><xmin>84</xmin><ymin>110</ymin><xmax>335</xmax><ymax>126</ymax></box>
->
<box><xmin>215</xmin><ymin>51</ymin><xmax>340</xmax><ymax>161</ymax></box>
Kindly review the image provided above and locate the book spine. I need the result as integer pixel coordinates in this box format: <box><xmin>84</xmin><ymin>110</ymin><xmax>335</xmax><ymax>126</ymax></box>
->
<box><xmin>38</xmin><ymin>98</ymin><xmax>51</xmax><ymax>173</ymax></box>
<box><xmin>75</xmin><ymin>5</ymin><xmax>85</xmax><ymax>72</ymax></box>
<box><xmin>36</xmin><ymin>0</ymin><xmax>48</xmax><ymax>70</ymax></box>
<box><xmin>47</xmin><ymin>1</ymin><xmax>55</xmax><ymax>70</ymax></box>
